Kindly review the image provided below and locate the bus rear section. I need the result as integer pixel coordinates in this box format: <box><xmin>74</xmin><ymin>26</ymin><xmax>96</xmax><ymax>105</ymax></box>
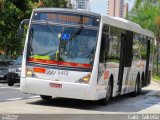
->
<box><xmin>20</xmin><ymin>8</ymin><xmax>101</xmax><ymax>100</ymax></box>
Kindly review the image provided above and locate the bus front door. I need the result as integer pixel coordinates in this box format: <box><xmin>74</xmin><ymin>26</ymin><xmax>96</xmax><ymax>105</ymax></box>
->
<box><xmin>118</xmin><ymin>31</ymin><xmax>133</xmax><ymax>94</ymax></box>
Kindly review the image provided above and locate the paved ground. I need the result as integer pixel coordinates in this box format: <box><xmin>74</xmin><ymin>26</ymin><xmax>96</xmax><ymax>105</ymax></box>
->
<box><xmin>0</xmin><ymin>81</ymin><xmax>39</xmax><ymax>102</ymax></box>
<box><xmin>0</xmin><ymin>80</ymin><xmax>159</xmax><ymax>115</ymax></box>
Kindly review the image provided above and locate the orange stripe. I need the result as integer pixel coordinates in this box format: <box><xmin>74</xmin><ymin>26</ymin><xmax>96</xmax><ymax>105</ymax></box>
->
<box><xmin>34</xmin><ymin>67</ymin><xmax>46</xmax><ymax>73</ymax></box>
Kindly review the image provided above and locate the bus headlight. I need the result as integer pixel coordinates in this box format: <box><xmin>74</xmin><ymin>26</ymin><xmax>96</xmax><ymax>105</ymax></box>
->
<box><xmin>26</xmin><ymin>69</ymin><xmax>34</xmax><ymax>77</ymax></box>
<box><xmin>76</xmin><ymin>74</ymin><xmax>91</xmax><ymax>84</ymax></box>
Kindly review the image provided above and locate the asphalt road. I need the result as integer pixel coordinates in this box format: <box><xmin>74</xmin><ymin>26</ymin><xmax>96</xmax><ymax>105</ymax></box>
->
<box><xmin>0</xmin><ymin>81</ymin><xmax>39</xmax><ymax>102</ymax></box>
<box><xmin>0</xmin><ymin>80</ymin><xmax>159</xmax><ymax>120</ymax></box>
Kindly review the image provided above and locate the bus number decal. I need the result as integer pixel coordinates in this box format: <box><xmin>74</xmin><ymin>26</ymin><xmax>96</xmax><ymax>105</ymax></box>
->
<box><xmin>58</xmin><ymin>70</ymin><xmax>68</xmax><ymax>76</ymax></box>
<box><xmin>46</xmin><ymin>70</ymin><xmax>68</xmax><ymax>76</ymax></box>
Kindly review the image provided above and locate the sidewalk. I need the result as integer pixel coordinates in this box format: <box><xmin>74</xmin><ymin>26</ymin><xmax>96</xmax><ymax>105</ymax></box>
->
<box><xmin>153</xmin><ymin>80</ymin><xmax>160</xmax><ymax>97</ymax></box>
<box><xmin>144</xmin><ymin>80</ymin><xmax>160</xmax><ymax>97</ymax></box>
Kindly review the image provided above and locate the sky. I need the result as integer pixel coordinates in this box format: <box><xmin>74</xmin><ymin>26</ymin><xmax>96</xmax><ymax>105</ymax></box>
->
<box><xmin>90</xmin><ymin>0</ymin><xmax>135</xmax><ymax>15</ymax></box>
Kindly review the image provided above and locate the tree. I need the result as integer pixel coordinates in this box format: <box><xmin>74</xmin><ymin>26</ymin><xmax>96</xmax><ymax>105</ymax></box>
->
<box><xmin>42</xmin><ymin>0</ymin><xmax>67</xmax><ymax>8</ymax></box>
<box><xmin>0</xmin><ymin>0</ymin><xmax>68</xmax><ymax>58</ymax></box>
<box><xmin>0</xmin><ymin>1</ymin><xmax>23</xmax><ymax>57</ymax></box>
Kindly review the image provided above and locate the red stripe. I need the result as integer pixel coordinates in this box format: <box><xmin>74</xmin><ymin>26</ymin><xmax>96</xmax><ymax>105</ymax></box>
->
<box><xmin>27</xmin><ymin>58</ymin><xmax>92</xmax><ymax>68</ymax></box>
<box><xmin>27</xmin><ymin>58</ymin><xmax>58</xmax><ymax>65</ymax></box>
<box><xmin>59</xmin><ymin>61</ymin><xmax>91</xmax><ymax>68</ymax></box>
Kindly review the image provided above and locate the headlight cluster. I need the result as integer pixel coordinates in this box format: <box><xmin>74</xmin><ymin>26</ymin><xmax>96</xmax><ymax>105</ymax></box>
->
<box><xmin>76</xmin><ymin>74</ymin><xmax>91</xmax><ymax>84</ymax></box>
<box><xmin>26</xmin><ymin>68</ymin><xmax>34</xmax><ymax>77</ymax></box>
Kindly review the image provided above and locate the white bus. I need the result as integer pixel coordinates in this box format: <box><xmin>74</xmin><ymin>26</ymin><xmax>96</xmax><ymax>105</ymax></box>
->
<box><xmin>19</xmin><ymin>8</ymin><xmax>154</xmax><ymax>105</ymax></box>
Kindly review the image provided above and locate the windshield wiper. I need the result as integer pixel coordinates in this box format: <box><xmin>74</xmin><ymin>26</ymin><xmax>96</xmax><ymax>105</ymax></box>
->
<box><xmin>70</xmin><ymin>25</ymin><xmax>84</xmax><ymax>39</ymax></box>
<box><xmin>45</xmin><ymin>21</ymin><xmax>55</xmax><ymax>34</ymax></box>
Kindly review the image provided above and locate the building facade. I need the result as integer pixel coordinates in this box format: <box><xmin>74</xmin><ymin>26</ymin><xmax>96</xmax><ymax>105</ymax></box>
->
<box><xmin>71</xmin><ymin>0</ymin><xmax>89</xmax><ymax>11</ymax></box>
<box><xmin>107</xmin><ymin>0</ymin><xmax>124</xmax><ymax>18</ymax></box>
<box><xmin>123</xmin><ymin>3</ymin><xmax>128</xmax><ymax>18</ymax></box>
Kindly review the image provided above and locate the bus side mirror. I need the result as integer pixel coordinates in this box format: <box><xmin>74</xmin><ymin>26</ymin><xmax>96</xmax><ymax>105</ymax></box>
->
<box><xmin>18</xmin><ymin>19</ymin><xmax>29</xmax><ymax>41</ymax></box>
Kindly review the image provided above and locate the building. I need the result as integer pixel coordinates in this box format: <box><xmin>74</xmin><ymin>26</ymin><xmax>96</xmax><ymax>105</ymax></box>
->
<box><xmin>66</xmin><ymin>0</ymin><xmax>71</xmax><ymax>7</ymax></box>
<box><xmin>71</xmin><ymin>0</ymin><xmax>90</xmax><ymax>11</ymax></box>
<box><xmin>107</xmin><ymin>0</ymin><xmax>124</xmax><ymax>18</ymax></box>
<box><xmin>123</xmin><ymin>3</ymin><xmax>129</xmax><ymax>18</ymax></box>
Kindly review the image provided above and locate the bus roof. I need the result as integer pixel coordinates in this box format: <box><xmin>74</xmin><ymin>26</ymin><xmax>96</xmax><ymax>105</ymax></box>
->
<box><xmin>102</xmin><ymin>16</ymin><xmax>154</xmax><ymax>38</ymax></box>
<box><xmin>33</xmin><ymin>8</ymin><xmax>101</xmax><ymax>17</ymax></box>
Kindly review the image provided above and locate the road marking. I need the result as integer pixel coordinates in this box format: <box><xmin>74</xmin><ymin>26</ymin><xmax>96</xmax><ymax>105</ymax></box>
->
<box><xmin>0</xmin><ymin>87</ymin><xmax>20</xmax><ymax>89</ymax></box>
<box><xmin>28</xmin><ymin>96</ymin><xmax>40</xmax><ymax>99</ymax></box>
<box><xmin>5</xmin><ymin>96</ymin><xmax>40</xmax><ymax>102</ymax></box>
<box><xmin>6</xmin><ymin>98</ymin><xmax>23</xmax><ymax>101</ymax></box>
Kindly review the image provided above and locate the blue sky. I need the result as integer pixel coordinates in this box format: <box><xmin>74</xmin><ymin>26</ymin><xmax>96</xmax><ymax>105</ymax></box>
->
<box><xmin>90</xmin><ymin>0</ymin><xmax>135</xmax><ymax>15</ymax></box>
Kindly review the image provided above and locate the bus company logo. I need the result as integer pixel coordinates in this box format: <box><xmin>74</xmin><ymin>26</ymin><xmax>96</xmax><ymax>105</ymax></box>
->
<box><xmin>46</xmin><ymin>69</ymin><xmax>57</xmax><ymax>75</ymax></box>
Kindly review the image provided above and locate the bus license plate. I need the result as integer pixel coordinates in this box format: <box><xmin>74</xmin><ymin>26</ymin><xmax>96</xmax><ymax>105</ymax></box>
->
<box><xmin>49</xmin><ymin>83</ymin><xmax>62</xmax><ymax>88</ymax></box>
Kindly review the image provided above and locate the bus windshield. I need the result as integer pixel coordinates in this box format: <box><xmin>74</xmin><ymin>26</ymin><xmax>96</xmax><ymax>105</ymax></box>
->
<box><xmin>27</xmin><ymin>24</ymin><xmax>98</xmax><ymax>68</ymax></box>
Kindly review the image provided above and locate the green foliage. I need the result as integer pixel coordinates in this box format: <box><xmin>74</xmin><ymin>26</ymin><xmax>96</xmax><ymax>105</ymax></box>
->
<box><xmin>0</xmin><ymin>0</ymin><xmax>68</xmax><ymax>58</ymax></box>
<box><xmin>153</xmin><ymin>76</ymin><xmax>160</xmax><ymax>81</ymax></box>
<box><xmin>43</xmin><ymin>0</ymin><xmax>67</xmax><ymax>8</ymax></box>
<box><xmin>0</xmin><ymin>1</ymin><xmax>23</xmax><ymax>57</ymax></box>
<box><xmin>128</xmin><ymin>0</ymin><xmax>159</xmax><ymax>33</ymax></box>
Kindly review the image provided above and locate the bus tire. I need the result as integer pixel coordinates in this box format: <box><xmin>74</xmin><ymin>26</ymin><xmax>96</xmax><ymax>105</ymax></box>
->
<box><xmin>8</xmin><ymin>82</ymin><xmax>14</xmax><ymax>86</ymax></box>
<box><xmin>40</xmin><ymin>95</ymin><xmax>52</xmax><ymax>100</ymax></box>
<box><xmin>99</xmin><ymin>79</ymin><xmax>113</xmax><ymax>105</ymax></box>
<box><xmin>7</xmin><ymin>78</ymin><xmax>14</xmax><ymax>86</ymax></box>
<box><xmin>131</xmin><ymin>76</ymin><xmax>139</xmax><ymax>97</ymax></box>
<box><xmin>137</xmin><ymin>77</ymin><xmax>142</xmax><ymax>95</ymax></box>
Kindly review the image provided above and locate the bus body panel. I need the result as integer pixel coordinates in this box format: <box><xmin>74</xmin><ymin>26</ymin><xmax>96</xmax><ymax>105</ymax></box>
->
<box><xmin>26</xmin><ymin>66</ymin><xmax>91</xmax><ymax>83</ymax></box>
<box><xmin>20</xmin><ymin>77</ymin><xmax>102</xmax><ymax>100</ymax></box>
<box><xmin>23</xmin><ymin>77</ymin><xmax>88</xmax><ymax>99</ymax></box>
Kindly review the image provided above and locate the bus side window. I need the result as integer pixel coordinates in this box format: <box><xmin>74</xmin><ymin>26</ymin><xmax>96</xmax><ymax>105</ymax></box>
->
<box><xmin>100</xmin><ymin>33</ymin><xmax>109</xmax><ymax>63</ymax></box>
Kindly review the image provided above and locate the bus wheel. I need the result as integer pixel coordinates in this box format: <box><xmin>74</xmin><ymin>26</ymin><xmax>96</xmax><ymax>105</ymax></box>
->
<box><xmin>8</xmin><ymin>82</ymin><xmax>14</xmax><ymax>86</ymax></box>
<box><xmin>131</xmin><ymin>77</ymin><xmax>139</xmax><ymax>97</ymax></box>
<box><xmin>137</xmin><ymin>78</ymin><xmax>142</xmax><ymax>95</ymax></box>
<box><xmin>7</xmin><ymin>78</ymin><xmax>14</xmax><ymax>86</ymax></box>
<box><xmin>40</xmin><ymin>95</ymin><xmax>52</xmax><ymax>100</ymax></box>
<box><xmin>99</xmin><ymin>80</ymin><xmax>113</xmax><ymax>105</ymax></box>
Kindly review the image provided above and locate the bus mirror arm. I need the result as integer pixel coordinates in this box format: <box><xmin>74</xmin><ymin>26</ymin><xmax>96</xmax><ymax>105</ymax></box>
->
<box><xmin>18</xmin><ymin>19</ymin><xmax>30</xmax><ymax>41</ymax></box>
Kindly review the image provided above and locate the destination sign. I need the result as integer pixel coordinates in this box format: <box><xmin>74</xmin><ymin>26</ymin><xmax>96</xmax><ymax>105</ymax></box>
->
<box><xmin>32</xmin><ymin>12</ymin><xmax>100</xmax><ymax>26</ymax></box>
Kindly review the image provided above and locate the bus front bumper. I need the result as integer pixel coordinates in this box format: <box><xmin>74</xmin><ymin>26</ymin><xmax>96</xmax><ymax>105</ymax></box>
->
<box><xmin>20</xmin><ymin>77</ymin><xmax>98</xmax><ymax>100</ymax></box>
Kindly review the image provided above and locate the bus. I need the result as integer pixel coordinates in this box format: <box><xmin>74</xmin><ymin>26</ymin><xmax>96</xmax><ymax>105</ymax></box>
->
<box><xmin>19</xmin><ymin>8</ymin><xmax>154</xmax><ymax>105</ymax></box>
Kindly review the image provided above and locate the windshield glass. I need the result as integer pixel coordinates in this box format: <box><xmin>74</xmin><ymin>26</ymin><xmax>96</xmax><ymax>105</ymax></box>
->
<box><xmin>59</xmin><ymin>27</ymin><xmax>97</xmax><ymax>66</ymax></box>
<box><xmin>27</xmin><ymin>24</ymin><xmax>62</xmax><ymax>64</ymax></box>
<box><xmin>27</xmin><ymin>24</ymin><xmax>98</xmax><ymax>68</ymax></box>
<box><xmin>14</xmin><ymin>56</ymin><xmax>22</xmax><ymax>65</ymax></box>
